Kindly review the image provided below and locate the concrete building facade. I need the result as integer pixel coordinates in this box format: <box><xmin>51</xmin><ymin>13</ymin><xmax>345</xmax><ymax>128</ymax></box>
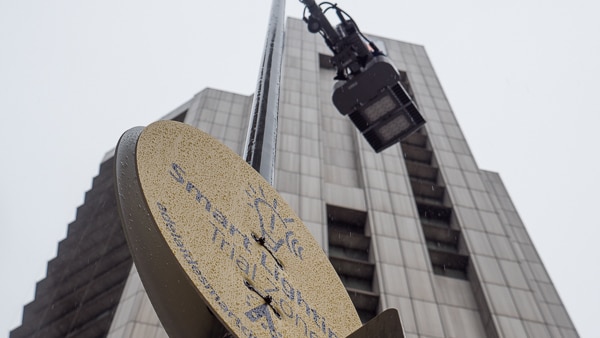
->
<box><xmin>12</xmin><ymin>18</ymin><xmax>578</xmax><ymax>338</ymax></box>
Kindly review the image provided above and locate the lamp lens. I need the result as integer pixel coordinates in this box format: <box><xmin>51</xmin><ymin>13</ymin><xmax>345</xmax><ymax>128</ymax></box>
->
<box><xmin>363</xmin><ymin>94</ymin><xmax>398</xmax><ymax>123</ymax></box>
<box><xmin>375</xmin><ymin>114</ymin><xmax>412</xmax><ymax>143</ymax></box>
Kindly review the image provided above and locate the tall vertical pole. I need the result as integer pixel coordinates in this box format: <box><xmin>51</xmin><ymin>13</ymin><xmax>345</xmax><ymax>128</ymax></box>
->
<box><xmin>243</xmin><ymin>0</ymin><xmax>286</xmax><ymax>185</ymax></box>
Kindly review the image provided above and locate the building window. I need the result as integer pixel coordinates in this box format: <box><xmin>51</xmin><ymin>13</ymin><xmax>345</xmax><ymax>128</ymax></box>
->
<box><xmin>326</xmin><ymin>205</ymin><xmax>379</xmax><ymax>323</ymax></box>
<box><xmin>398</xmin><ymin>70</ymin><xmax>415</xmax><ymax>102</ymax></box>
<box><xmin>319</xmin><ymin>53</ymin><xmax>335</xmax><ymax>69</ymax></box>
<box><xmin>171</xmin><ymin>110</ymin><xmax>187</xmax><ymax>123</ymax></box>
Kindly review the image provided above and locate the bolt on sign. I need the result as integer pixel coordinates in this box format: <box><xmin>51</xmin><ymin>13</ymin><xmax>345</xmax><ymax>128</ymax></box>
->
<box><xmin>115</xmin><ymin>121</ymin><xmax>362</xmax><ymax>338</ymax></box>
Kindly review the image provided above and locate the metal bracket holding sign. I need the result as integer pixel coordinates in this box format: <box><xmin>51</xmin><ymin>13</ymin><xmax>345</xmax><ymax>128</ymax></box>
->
<box><xmin>346</xmin><ymin>309</ymin><xmax>404</xmax><ymax>338</ymax></box>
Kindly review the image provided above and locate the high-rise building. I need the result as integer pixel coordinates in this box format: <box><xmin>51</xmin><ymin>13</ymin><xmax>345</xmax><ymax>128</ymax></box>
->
<box><xmin>11</xmin><ymin>18</ymin><xmax>578</xmax><ymax>338</ymax></box>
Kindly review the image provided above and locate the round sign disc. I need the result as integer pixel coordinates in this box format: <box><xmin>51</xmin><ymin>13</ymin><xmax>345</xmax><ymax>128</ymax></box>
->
<box><xmin>115</xmin><ymin>121</ymin><xmax>361</xmax><ymax>338</ymax></box>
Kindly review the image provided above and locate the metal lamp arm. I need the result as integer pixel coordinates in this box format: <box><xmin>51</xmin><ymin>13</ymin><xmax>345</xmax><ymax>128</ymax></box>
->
<box><xmin>300</xmin><ymin>0</ymin><xmax>375</xmax><ymax>80</ymax></box>
<box><xmin>300</xmin><ymin>0</ymin><xmax>342</xmax><ymax>48</ymax></box>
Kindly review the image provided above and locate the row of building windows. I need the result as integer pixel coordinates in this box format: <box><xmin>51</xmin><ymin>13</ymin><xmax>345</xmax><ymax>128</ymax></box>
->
<box><xmin>395</xmin><ymin>71</ymin><xmax>471</xmax><ymax>280</ymax></box>
<box><xmin>326</xmin><ymin>205</ymin><xmax>379</xmax><ymax>323</ymax></box>
<box><xmin>400</xmin><ymin>124</ymin><xmax>470</xmax><ymax>280</ymax></box>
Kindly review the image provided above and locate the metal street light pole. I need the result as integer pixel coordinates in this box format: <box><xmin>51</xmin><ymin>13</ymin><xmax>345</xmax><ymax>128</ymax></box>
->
<box><xmin>243</xmin><ymin>0</ymin><xmax>286</xmax><ymax>185</ymax></box>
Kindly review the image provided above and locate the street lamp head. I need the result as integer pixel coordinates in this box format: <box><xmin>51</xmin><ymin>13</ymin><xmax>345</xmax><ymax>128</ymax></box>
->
<box><xmin>332</xmin><ymin>56</ymin><xmax>425</xmax><ymax>152</ymax></box>
<box><xmin>300</xmin><ymin>0</ymin><xmax>426</xmax><ymax>152</ymax></box>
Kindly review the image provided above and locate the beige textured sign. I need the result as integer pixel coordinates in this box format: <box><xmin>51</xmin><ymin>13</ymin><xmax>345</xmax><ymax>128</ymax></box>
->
<box><xmin>115</xmin><ymin>121</ymin><xmax>361</xmax><ymax>338</ymax></box>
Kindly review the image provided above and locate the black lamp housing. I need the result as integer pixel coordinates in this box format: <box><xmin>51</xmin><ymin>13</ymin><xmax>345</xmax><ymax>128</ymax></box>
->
<box><xmin>332</xmin><ymin>56</ymin><xmax>425</xmax><ymax>152</ymax></box>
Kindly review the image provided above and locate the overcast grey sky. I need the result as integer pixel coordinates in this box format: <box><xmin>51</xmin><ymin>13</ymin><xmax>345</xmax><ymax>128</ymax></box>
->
<box><xmin>1</xmin><ymin>0</ymin><xmax>598</xmax><ymax>336</ymax></box>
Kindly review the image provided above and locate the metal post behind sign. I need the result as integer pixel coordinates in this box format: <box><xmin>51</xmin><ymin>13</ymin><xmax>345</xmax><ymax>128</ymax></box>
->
<box><xmin>243</xmin><ymin>0</ymin><xmax>286</xmax><ymax>185</ymax></box>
